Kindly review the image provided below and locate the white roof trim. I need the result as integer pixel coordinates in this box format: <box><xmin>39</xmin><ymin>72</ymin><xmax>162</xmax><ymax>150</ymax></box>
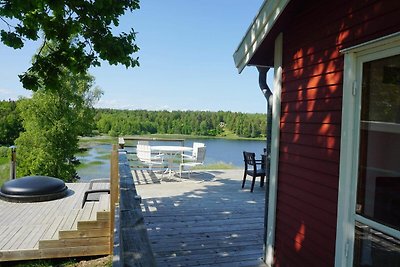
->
<box><xmin>233</xmin><ymin>0</ymin><xmax>291</xmax><ymax>73</ymax></box>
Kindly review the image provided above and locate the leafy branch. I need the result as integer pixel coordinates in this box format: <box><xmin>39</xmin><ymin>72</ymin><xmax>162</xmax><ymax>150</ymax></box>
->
<box><xmin>0</xmin><ymin>0</ymin><xmax>140</xmax><ymax>91</ymax></box>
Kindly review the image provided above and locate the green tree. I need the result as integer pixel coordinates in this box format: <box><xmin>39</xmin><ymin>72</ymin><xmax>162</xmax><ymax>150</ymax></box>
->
<box><xmin>15</xmin><ymin>68</ymin><xmax>102</xmax><ymax>181</ymax></box>
<box><xmin>0</xmin><ymin>100</ymin><xmax>23</xmax><ymax>146</ymax></box>
<box><xmin>0</xmin><ymin>0</ymin><xmax>140</xmax><ymax>91</ymax></box>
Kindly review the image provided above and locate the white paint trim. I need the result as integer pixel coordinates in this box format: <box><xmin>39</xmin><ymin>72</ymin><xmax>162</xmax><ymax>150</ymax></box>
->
<box><xmin>335</xmin><ymin>34</ymin><xmax>400</xmax><ymax>267</ymax></box>
<box><xmin>265</xmin><ymin>32</ymin><xmax>283</xmax><ymax>267</ymax></box>
<box><xmin>340</xmin><ymin>31</ymin><xmax>400</xmax><ymax>54</ymax></box>
<box><xmin>335</xmin><ymin>50</ymin><xmax>358</xmax><ymax>267</ymax></box>
<box><xmin>233</xmin><ymin>0</ymin><xmax>291</xmax><ymax>73</ymax></box>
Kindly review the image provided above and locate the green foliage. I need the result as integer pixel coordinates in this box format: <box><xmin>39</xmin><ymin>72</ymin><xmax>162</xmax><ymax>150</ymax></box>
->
<box><xmin>0</xmin><ymin>100</ymin><xmax>23</xmax><ymax>146</ymax></box>
<box><xmin>0</xmin><ymin>146</ymin><xmax>10</xmax><ymax>159</ymax></box>
<box><xmin>0</xmin><ymin>0</ymin><xmax>140</xmax><ymax>91</ymax></box>
<box><xmin>0</xmin><ymin>163</ymin><xmax>9</xmax><ymax>186</ymax></box>
<box><xmin>0</xmin><ymin>146</ymin><xmax>10</xmax><ymax>185</ymax></box>
<box><xmin>95</xmin><ymin>109</ymin><xmax>266</xmax><ymax>138</ymax></box>
<box><xmin>15</xmin><ymin>63</ymin><xmax>102</xmax><ymax>182</ymax></box>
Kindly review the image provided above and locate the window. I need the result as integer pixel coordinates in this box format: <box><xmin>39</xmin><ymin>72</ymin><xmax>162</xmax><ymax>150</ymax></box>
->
<box><xmin>336</xmin><ymin>32</ymin><xmax>400</xmax><ymax>267</ymax></box>
<box><xmin>354</xmin><ymin>54</ymin><xmax>400</xmax><ymax>266</ymax></box>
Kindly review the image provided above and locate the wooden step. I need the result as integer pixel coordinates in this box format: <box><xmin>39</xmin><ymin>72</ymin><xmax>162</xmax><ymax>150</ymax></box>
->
<box><xmin>97</xmin><ymin>211</ymin><xmax>110</xmax><ymax>221</ymax></box>
<box><xmin>39</xmin><ymin>236</ymin><xmax>109</xmax><ymax>249</ymax></box>
<box><xmin>38</xmin><ymin>245</ymin><xmax>109</xmax><ymax>259</ymax></box>
<box><xmin>78</xmin><ymin>220</ymin><xmax>110</xmax><ymax>230</ymax></box>
<box><xmin>0</xmin><ymin>245</ymin><xmax>109</xmax><ymax>261</ymax></box>
<box><xmin>58</xmin><ymin>228</ymin><xmax>110</xmax><ymax>239</ymax></box>
<box><xmin>98</xmin><ymin>194</ymin><xmax>110</xmax><ymax>212</ymax></box>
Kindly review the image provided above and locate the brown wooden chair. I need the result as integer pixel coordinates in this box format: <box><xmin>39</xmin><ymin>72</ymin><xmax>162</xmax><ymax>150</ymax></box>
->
<box><xmin>242</xmin><ymin>151</ymin><xmax>266</xmax><ymax>192</ymax></box>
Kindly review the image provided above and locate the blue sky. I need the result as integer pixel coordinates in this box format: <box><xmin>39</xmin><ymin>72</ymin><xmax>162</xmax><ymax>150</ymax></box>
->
<box><xmin>0</xmin><ymin>1</ymin><xmax>271</xmax><ymax>113</ymax></box>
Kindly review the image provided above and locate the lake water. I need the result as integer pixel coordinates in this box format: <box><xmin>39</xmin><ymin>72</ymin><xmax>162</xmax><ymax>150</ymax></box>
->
<box><xmin>76</xmin><ymin>138</ymin><xmax>266</xmax><ymax>182</ymax></box>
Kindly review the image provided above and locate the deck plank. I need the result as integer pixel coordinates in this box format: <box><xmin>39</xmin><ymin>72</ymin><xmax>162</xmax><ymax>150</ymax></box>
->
<box><xmin>135</xmin><ymin>169</ymin><xmax>268</xmax><ymax>267</ymax></box>
<box><xmin>41</xmin><ymin>216</ymin><xmax>64</xmax><ymax>240</ymax></box>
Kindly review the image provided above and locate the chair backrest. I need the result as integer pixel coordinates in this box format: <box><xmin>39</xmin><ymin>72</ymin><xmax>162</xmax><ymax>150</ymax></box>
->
<box><xmin>137</xmin><ymin>144</ymin><xmax>151</xmax><ymax>162</ymax></box>
<box><xmin>137</xmin><ymin>140</ymin><xmax>149</xmax><ymax>146</ymax></box>
<box><xmin>243</xmin><ymin>151</ymin><xmax>256</xmax><ymax>167</ymax></box>
<box><xmin>195</xmin><ymin>146</ymin><xmax>206</xmax><ymax>163</ymax></box>
<box><xmin>192</xmin><ymin>142</ymin><xmax>205</xmax><ymax>157</ymax></box>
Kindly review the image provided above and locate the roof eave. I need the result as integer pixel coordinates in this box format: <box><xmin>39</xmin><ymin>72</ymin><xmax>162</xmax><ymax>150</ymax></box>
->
<box><xmin>233</xmin><ymin>0</ymin><xmax>291</xmax><ymax>73</ymax></box>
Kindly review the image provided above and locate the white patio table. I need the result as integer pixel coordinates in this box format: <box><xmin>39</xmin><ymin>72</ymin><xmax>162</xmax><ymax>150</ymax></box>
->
<box><xmin>150</xmin><ymin>145</ymin><xmax>193</xmax><ymax>177</ymax></box>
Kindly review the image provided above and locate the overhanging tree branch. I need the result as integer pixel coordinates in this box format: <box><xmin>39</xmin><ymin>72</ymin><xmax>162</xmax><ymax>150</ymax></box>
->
<box><xmin>0</xmin><ymin>0</ymin><xmax>140</xmax><ymax>91</ymax></box>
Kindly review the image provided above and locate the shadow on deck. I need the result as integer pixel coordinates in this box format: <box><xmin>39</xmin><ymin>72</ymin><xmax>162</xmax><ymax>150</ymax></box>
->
<box><xmin>134</xmin><ymin>169</ymin><xmax>268</xmax><ymax>267</ymax></box>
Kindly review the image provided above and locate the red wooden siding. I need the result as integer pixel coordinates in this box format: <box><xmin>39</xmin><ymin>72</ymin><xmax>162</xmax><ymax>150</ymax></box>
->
<box><xmin>273</xmin><ymin>0</ymin><xmax>400</xmax><ymax>266</ymax></box>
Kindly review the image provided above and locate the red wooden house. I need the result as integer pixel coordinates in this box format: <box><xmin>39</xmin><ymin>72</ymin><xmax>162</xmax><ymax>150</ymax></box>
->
<box><xmin>234</xmin><ymin>0</ymin><xmax>400</xmax><ymax>266</ymax></box>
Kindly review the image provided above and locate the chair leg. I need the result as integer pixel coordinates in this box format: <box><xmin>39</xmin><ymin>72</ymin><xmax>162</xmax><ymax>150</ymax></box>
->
<box><xmin>250</xmin><ymin>176</ymin><xmax>256</xmax><ymax>192</ymax></box>
<box><xmin>260</xmin><ymin>175</ymin><xmax>265</xmax><ymax>187</ymax></box>
<box><xmin>242</xmin><ymin>172</ymin><xmax>247</xmax><ymax>188</ymax></box>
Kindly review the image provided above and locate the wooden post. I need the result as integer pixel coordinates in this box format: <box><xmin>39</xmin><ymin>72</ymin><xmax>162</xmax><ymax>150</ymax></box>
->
<box><xmin>10</xmin><ymin>146</ymin><xmax>16</xmax><ymax>180</ymax></box>
<box><xmin>109</xmin><ymin>144</ymin><xmax>119</xmax><ymax>253</ymax></box>
<box><xmin>118</xmin><ymin>137</ymin><xmax>125</xmax><ymax>149</ymax></box>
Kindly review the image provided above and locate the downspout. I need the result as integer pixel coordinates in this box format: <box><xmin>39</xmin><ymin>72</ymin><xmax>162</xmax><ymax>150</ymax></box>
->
<box><xmin>257</xmin><ymin>66</ymin><xmax>273</xmax><ymax>258</ymax></box>
<box><xmin>257</xmin><ymin>66</ymin><xmax>273</xmax><ymax>172</ymax></box>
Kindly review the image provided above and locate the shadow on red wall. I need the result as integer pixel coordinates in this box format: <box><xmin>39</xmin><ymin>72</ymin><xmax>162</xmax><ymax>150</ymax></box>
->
<box><xmin>271</xmin><ymin>0</ymin><xmax>400</xmax><ymax>266</ymax></box>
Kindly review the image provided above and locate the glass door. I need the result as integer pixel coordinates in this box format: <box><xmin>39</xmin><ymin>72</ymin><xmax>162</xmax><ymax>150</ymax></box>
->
<box><xmin>353</xmin><ymin>54</ymin><xmax>400</xmax><ymax>266</ymax></box>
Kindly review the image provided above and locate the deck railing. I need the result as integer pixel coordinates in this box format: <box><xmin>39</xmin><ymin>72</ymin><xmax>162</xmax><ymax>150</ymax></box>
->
<box><xmin>111</xmin><ymin>146</ymin><xmax>156</xmax><ymax>266</ymax></box>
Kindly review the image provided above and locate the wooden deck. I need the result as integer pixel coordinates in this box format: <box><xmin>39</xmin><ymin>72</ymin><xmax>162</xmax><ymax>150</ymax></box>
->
<box><xmin>134</xmin><ymin>169</ymin><xmax>268</xmax><ymax>267</ymax></box>
<box><xmin>0</xmin><ymin>182</ymin><xmax>110</xmax><ymax>262</ymax></box>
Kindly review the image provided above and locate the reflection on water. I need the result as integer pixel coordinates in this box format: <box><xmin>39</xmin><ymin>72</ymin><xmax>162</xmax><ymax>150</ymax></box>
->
<box><xmin>76</xmin><ymin>138</ymin><xmax>266</xmax><ymax>182</ymax></box>
<box><xmin>76</xmin><ymin>144</ymin><xmax>111</xmax><ymax>182</ymax></box>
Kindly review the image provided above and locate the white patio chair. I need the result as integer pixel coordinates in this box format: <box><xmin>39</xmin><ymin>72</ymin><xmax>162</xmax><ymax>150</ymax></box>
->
<box><xmin>180</xmin><ymin>146</ymin><xmax>206</xmax><ymax>178</ymax></box>
<box><xmin>137</xmin><ymin>140</ymin><xmax>149</xmax><ymax>146</ymax></box>
<box><xmin>136</xmin><ymin>144</ymin><xmax>165</xmax><ymax>170</ymax></box>
<box><xmin>181</xmin><ymin>142</ymin><xmax>205</xmax><ymax>161</ymax></box>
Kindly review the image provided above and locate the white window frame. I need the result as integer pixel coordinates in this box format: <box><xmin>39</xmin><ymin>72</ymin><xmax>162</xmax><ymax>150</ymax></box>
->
<box><xmin>265</xmin><ymin>32</ymin><xmax>283</xmax><ymax>267</ymax></box>
<box><xmin>335</xmin><ymin>31</ymin><xmax>400</xmax><ymax>267</ymax></box>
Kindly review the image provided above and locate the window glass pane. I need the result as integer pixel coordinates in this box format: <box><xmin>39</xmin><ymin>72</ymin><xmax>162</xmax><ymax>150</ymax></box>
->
<box><xmin>354</xmin><ymin>222</ymin><xmax>400</xmax><ymax>267</ymax></box>
<box><xmin>356</xmin><ymin>54</ymin><xmax>400</xmax><ymax>230</ymax></box>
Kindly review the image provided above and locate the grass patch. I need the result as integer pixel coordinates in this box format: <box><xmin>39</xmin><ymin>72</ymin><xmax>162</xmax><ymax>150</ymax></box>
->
<box><xmin>76</xmin><ymin>160</ymin><xmax>104</xmax><ymax>170</ymax></box>
<box><xmin>79</xmin><ymin>135</ymin><xmax>117</xmax><ymax>148</ymax></box>
<box><xmin>96</xmin><ymin>154</ymin><xmax>110</xmax><ymax>160</ymax></box>
<box><xmin>195</xmin><ymin>162</ymin><xmax>238</xmax><ymax>170</ymax></box>
<box><xmin>75</xmin><ymin>149</ymin><xmax>90</xmax><ymax>157</ymax></box>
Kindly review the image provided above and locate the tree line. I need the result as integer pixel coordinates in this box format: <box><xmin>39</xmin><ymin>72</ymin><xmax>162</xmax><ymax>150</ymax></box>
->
<box><xmin>1</xmin><ymin>98</ymin><xmax>266</xmax><ymax>182</ymax></box>
<box><xmin>1</xmin><ymin>103</ymin><xmax>267</xmax><ymax>148</ymax></box>
<box><xmin>95</xmin><ymin>109</ymin><xmax>267</xmax><ymax>138</ymax></box>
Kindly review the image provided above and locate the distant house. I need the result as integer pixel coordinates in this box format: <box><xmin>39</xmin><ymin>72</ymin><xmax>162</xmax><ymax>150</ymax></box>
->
<box><xmin>234</xmin><ymin>1</ymin><xmax>400</xmax><ymax>266</ymax></box>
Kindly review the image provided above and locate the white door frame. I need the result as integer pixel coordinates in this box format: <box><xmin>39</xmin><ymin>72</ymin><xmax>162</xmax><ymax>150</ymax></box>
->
<box><xmin>335</xmin><ymin>31</ymin><xmax>400</xmax><ymax>267</ymax></box>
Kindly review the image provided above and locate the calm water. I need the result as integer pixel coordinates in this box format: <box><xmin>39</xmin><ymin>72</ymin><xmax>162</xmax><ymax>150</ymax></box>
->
<box><xmin>76</xmin><ymin>138</ymin><xmax>266</xmax><ymax>182</ymax></box>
